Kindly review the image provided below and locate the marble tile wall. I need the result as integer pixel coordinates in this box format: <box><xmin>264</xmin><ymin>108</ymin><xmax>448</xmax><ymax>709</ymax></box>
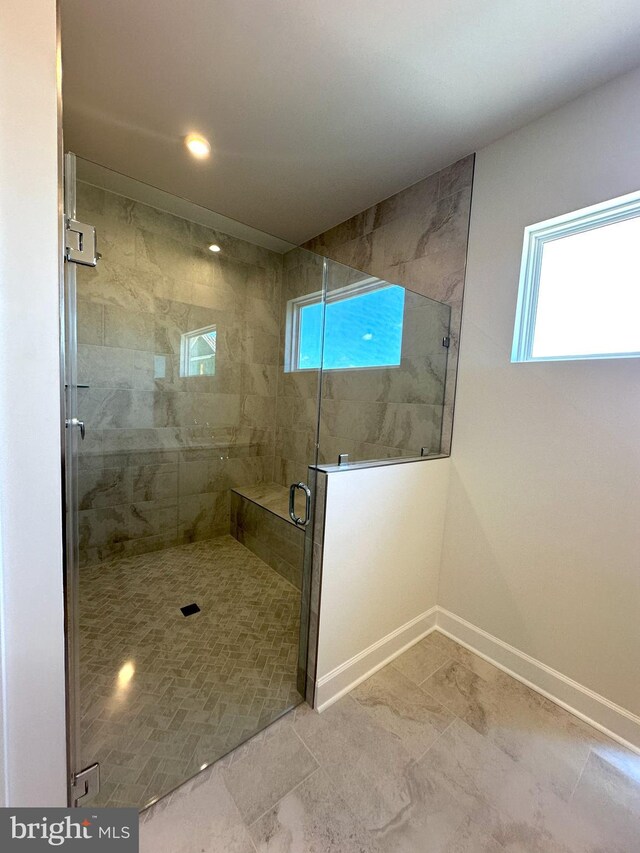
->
<box><xmin>76</xmin><ymin>182</ymin><xmax>282</xmax><ymax>565</ymax></box>
<box><xmin>304</xmin><ymin>154</ymin><xmax>474</xmax><ymax>455</ymax></box>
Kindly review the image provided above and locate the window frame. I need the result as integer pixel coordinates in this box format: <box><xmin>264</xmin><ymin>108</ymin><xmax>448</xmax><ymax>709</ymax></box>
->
<box><xmin>511</xmin><ymin>189</ymin><xmax>640</xmax><ymax>363</ymax></box>
<box><xmin>284</xmin><ymin>287</ymin><xmax>323</xmax><ymax>373</ymax></box>
<box><xmin>179</xmin><ymin>323</ymin><xmax>217</xmax><ymax>377</ymax></box>
<box><xmin>284</xmin><ymin>276</ymin><xmax>404</xmax><ymax>373</ymax></box>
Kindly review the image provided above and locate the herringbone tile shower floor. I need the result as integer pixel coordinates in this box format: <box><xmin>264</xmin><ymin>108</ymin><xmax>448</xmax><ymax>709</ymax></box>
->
<box><xmin>78</xmin><ymin>535</ymin><xmax>302</xmax><ymax>809</ymax></box>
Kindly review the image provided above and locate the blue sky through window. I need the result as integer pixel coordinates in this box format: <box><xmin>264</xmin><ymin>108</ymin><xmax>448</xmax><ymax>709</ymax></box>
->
<box><xmin>298</xmin><ymin>285</ymin><xmax>405</xmax><ymax>370</ymax></box>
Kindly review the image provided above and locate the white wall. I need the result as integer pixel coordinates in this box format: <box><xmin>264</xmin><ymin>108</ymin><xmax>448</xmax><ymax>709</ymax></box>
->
<box><xmin>315</xmin><ymin>459</ymin><xmax>450</xmax><ymax>709</ymax></box>
<box><xmin>441</xmin><ymin>66</ymin><xmax>640</xmax><ymax>717</ymax></box>
<box><xmin>0</xmin><ymin>0</ymin><xmax>68</xmax><ymax>805</ymax></box>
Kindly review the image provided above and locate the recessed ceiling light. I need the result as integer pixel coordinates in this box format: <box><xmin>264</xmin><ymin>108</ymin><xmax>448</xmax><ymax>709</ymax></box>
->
<box><xmin>208</xmin><ymin>244</ymin><xmax>221</xmax><ymax>253</ymax></box>
<box><xmin>184</xmin><ymin>133</ymin><xmax>211</xmax><ymax>159</ymax></box>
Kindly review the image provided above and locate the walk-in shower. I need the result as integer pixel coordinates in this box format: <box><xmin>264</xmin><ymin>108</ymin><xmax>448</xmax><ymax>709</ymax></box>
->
<box><xmin>63</xmin><ymin>155</ymin><xmax>452</xmax><ymax>809</ymax></box>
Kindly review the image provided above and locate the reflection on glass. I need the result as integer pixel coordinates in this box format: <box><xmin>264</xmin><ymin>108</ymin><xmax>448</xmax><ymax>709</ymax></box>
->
<box><xmin>110</xmin><ymin>660</ymin><xmax>135</xmax><ymax>709</ymax></box>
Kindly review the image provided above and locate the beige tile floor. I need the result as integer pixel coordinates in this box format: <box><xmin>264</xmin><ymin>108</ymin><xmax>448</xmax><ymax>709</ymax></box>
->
<box><xmin>140</xmin><ymin>630</ymin><xmax>640</xmax><ymax>852</ymax></box>
<box><xmin>79</xmin><ymin>535</ymin><xmax>302</xmax><ymax>809</ymax></box>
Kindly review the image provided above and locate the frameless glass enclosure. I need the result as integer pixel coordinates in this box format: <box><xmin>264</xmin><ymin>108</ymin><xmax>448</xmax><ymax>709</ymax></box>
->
<box><xmin>64</xmin><ymin>157</ymin><xmax>323</xmax><ymax>809</ymax></box>
<box><xmin>63</xmin><ymin>155</ymin><xmax>452</xmax><ymax>811</ymax></box>
<box><xmin>317</xmin><ymin>259</ymin><xmax>450</xmax><ymax>465</ymax></box>
<box><xmin>277</xmin><ymin>256</ymin><xmax>451</xmax><ymax>473</ymax></box>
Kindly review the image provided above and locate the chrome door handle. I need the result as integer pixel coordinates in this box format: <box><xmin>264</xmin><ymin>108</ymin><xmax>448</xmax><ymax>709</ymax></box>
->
<box><xmin>289</xmin><ymin>482</ymin><xmax>311</xmax><ymax>527</ymax></box>
<box><xmin>66</xmin><ymin>417</ymin><xmax>86</xmax><ymax>440</ymax></box>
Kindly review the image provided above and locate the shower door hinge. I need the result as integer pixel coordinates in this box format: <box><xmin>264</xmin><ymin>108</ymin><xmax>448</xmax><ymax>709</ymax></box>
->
<box><xmin>71</xmin><ymin>763</ymin><xmax>100</xmax><ymax>805</ymax></box>
<box><xmin>65</xmin><ymin>219</ymin><xmax>99</xmax><ymax>267</ymax></box>
<box><xmin>442</xmin><ymin>336</ymin><xmax>450</xmax><ymax>348</ymax></box>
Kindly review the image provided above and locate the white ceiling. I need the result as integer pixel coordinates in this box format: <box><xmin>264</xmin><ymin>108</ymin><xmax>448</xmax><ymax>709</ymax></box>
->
<box><xmin>62</xmin><ymin>0</ymin><xmax>640</xmax><ymax>244</ymax></box>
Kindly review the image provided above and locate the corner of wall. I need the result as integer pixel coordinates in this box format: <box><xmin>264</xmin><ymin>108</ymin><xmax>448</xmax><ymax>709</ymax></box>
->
<box><xmin>0</xmin><ymin>0</ymin><xmax>68</xmax><ymax>806</ymax></box>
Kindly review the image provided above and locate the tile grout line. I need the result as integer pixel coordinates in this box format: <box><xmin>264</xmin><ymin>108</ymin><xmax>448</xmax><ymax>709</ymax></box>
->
<box><xmin>415</xmin><ymin>652</ymin><xmax>590</xmax><ymax>803</ymax></box>
<box><xmin>246</xmin><ymin>821</ymin><xmax>260</xmax><ymax>853</ymax></box>
<box><xmin>389</xmin><ymin>651</ymin><xmax>453</xmax><ymax>687</ymax></box>
<box><xmin>291</xmin><ymin>721</ymin><xmax>323</xmax><ymax>769</ymax></box>
<box><xmin>568</xmin><ymin>747</ymin><xmax>592</xmax><ymax>803</ymax></box>
<box><xmin>212</xmin><ymin>765</ymin><xmax>266</xmax><ymax>851</ymax></box>
<box><xmin>413</xmin><ymin>712</ymin><xmax>459</xmax><ymax>765</ymax></box>
<box><xmin>273</xmin><ymin>718</ymin><xmax>385</xmax><ymax>845</ymax></box>
<box><xmin>417</xmin><ymin>653</ymin><xmax>480</xmax><ymax>689</ymax></box>
<box><xmin>416</xmin><ymin>656</ymin><xmax>458</xmax><ymax>691</ymax></box>
<box><xmin>246</xmin><ymin>765</ymin><xmax>322</xmax><ymax>829</ymax></box>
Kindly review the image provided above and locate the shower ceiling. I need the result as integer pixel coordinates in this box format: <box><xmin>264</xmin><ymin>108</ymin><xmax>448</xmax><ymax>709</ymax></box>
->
<box><xmin>61</xmin><ymin>0</ymin><xmax>640</xmax><ymax>244</ymax></box>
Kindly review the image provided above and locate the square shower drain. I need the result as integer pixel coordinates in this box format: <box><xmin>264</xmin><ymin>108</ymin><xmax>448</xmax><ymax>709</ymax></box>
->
<box><xmin>180</xmin><ymin>602</ymin><xmax>201</xmax><ymax>617</ymax></box>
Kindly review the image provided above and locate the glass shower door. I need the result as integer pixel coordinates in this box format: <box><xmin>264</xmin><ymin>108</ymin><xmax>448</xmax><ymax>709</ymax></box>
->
<box><xmin>62</xmin><ymin>155</ymin><xmax>324</xmax><ymax>809</ymax></box>
<box><xmin>63</xmin><ymin>152</ymin><xmax>97</xmax><ymax>806</ymax></box>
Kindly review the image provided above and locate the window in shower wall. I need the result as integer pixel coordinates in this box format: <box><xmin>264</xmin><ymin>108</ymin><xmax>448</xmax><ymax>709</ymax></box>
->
<box><xmin>316</xmin><ymin>259</ymin><xmax>451</xmax><ymax>465</ymax></box>
<box><xmin>180</xmin><ymin>323</ymin><xmax>217</xmax><ymax>376</ymax></box>
<box><xmin>285</xmin><ymin>278</ymin><xmax>405</xmax><ymax>371</ymax></box>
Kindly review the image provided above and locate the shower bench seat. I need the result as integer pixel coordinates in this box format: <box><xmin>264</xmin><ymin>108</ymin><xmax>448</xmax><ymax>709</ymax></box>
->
<box><xmin>230</xmin><ymin>483</ymin><xmax>305</xmax><ymax>589</ymax></box>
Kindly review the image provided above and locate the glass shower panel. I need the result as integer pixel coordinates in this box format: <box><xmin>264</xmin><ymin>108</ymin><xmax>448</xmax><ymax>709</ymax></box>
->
<box><xmin>276</xmin><ymin>247</ymin><xmax>326</xmax><ymax>700</ymax></box>
<box><xmin>66</xmin><ymin>157</ymin><xmax>321</xmax><ymax>810</ymax></box>
<box><xmin>276</xmin><ymin>247</ymin><xmax>325</xmax><ymax>484</ymax></box>
<box><xmin>318</xmin><ymin>259</ymin><xmax>451</xmax><ymax>464</ymax></box>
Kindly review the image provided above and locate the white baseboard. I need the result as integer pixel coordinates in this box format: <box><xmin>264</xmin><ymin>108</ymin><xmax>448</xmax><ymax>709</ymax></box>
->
<box><xmin>314</xmin><ymin>605</ymin><xmax>640</xmax><ymax>754</ymax></box>
<box><xmin>437</xmin><ymin>608</ymin><xmax>640</xmax><ymax>754</ymax></box>
<box><xmin>315</xmin><ymin>607</ymin><xmax>438</xmax><ymax>712</ymax></box>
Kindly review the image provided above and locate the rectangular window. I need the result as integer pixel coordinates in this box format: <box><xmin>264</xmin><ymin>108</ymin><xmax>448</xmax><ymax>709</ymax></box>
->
<box><xmin>180</xmin><ymin>324</ymin><xmax>217</xmax><ymax>376</ymax></box>
<box><xmin>512</xmin><ymin>190</ymin><xmax>640</xmax><ymax>362</ymax></box>
<box><xmin>286</xmin><ymin>279</ymin><xmax>405</xmax><ymax>371</ymax></box>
